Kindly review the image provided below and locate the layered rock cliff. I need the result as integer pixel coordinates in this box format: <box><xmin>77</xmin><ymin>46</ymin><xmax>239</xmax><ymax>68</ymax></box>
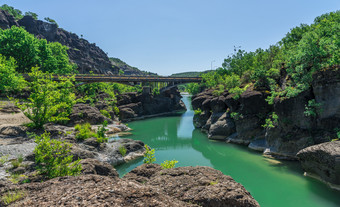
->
<box><xmin>0</xmin><ymin>9</ymin><xmax>118</xmax><ymax>74</ymax></box>
<box><xmin>192</xmin><ymin>68</ymin><xmax>340</xmax><ymax>160</ymax></box>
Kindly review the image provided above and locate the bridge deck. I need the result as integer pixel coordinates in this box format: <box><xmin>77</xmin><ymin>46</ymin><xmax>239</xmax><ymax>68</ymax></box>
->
<box><xmin>23</xmin><ymin>74</ymin><xmax>202</xmax><ymax>83</ymax></box>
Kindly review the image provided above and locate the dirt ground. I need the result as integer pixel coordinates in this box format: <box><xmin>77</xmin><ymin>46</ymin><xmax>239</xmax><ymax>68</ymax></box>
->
<box><xmin>0</xmin><ymin>100</ymin><xmax>31</xmax><ymax>126</ymax></box>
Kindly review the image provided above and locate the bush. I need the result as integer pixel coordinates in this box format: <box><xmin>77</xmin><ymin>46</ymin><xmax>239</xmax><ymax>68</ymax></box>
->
<box><xmin>143</xmin><ymin>144</ymin><xmax>156</xmax><ymax>164</ymax></box>
<box><xmin>74</xmin><ymin>123</ymin><xmax>95</xmax><ymax>141</ymax></box>
<box><xmin>1</xmin><ymin>190</ymin><xmax>25</xmax><ymax>205</ymax></box>
<box><xmin>194</xmin><ymin>108</ymin><xmax>202</xmax><ymax>115</ymax></box>
<box><xmin>262</xmin><ymin>112</ymin><xmax>279</xmax><ymax>128</ymax></box>
<box><xmin>161</xmin><ymin>160</ymin><xmax>178</xmax><ymax>169</ymax></box>
<box><xmin>14</xmin><ymin>68</ymin><xmax>76</xmax><ymax>129</ymax></box>
<box><xmin>0</xmin><ymin>55</ymin><xmax>25</xmax><ymax>94</ymax></box>
<box><xmin>100</xmin><ymin>109</ymin><xmax>111</xmax><ymax>119</ymax></box>
<box><xmin>96</xmin><ymin>121</ymin><xmax>108</xmax><ymax>143</ymax></box>
<box><xmin>34</xmin><ymin>132</ymin><xmax>82</xmax><ymax>179</ymax></box>
<box><xmin>118</xmin><ymin>145</ymin><xmax>127</xmax><ymax>156</ymax></box>
<box><xmin>304</xmin><ymin>99</ymin><xmax>323</xmax><ymax>117</ymax></box>
<box><xmin>0</xmin><ymin>155</ymin><xmax>9</xmax><ymax>167</ymax></box>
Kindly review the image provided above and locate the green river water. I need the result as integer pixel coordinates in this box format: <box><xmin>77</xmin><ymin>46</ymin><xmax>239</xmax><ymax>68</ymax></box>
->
<box><xmin>115</xmin><ymin>95</ymin><xmax>340</xmax><ymax>207</ymax></box>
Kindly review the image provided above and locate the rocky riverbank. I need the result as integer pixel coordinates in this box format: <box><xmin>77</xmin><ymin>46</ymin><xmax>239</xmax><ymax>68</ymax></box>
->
<box><xmin>0</xmin><ymin>163</ymin><xmax>259</xmax><ymax>207</ymax></box>
<box><xmin>192</xmin><ymin>67</ymin><xmax>340</xmax><ymax>186</ymax></box>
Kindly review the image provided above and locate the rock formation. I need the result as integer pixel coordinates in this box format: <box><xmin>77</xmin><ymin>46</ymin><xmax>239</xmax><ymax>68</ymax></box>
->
<box><xmin>192</xmin><ymin>68</ymin><xmax>340</xmax><ymax>160</ymax></box>
<box><xmin>297</xmin><ymin>141</ymin><xmax>340</xmax><ymax>187</ymax></box>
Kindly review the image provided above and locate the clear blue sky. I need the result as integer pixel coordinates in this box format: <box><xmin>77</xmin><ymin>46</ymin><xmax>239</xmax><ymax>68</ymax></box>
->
<box><xmin>2</xmin><ymin>0</ymin><xmax>339</xmax><ymax>75</ymax></box>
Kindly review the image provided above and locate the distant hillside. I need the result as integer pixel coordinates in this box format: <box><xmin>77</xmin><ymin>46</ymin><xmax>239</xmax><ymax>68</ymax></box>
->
<box><xmin>170</xmin><ymin>70</ymin><xmax>213</xmax><ymax>77</ymax></box>
<box><xmin>109</xmin><ymin>57</ymin><xmax>158</xmax><ymax>76</ymax></box>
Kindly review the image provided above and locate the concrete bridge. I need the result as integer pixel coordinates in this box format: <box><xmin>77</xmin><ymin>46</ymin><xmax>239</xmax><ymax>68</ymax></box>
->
<box><xmin>23</xmin><ymin>74</ymin><xmax>202</xmax><ymax>91</ymax></box>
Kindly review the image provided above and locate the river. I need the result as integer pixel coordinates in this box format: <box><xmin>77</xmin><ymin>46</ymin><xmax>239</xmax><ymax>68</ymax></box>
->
<box><xmin>115</xmin><ymin>95</ymin><xmax>340</xmax><ymax>207</ymax></box>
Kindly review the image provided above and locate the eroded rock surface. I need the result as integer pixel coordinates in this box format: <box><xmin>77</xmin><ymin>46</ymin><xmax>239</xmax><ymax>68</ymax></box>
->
<box><xmin>297</xmin><ymin>141</ymin><xmax>340</xmax><ymax>186</ymax></box>
<box><xmin>125</xmin><ymin>164</ymin><xmax>260</xmax><ymax>207</ymax></box>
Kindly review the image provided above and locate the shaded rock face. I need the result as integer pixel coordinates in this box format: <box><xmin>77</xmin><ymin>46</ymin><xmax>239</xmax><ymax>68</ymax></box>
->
<box><xmin>192</xmin><ymin>88</ymin><xmax>270</xmax><ymax>144</ymax></box>
<box><xmin>0</xmin><ymin>9</ymin><xmax>19</xmax><ymax>29</ymax></box>
<box><xmin>68</xmin><ymin>103</ymin><xmax>113</xmax><ymax>126</ymax></box>
<box><xmin>0</xmin><ymin>10</ymin><xmax>118</xmax><ymax>74</ymax></box>
<box><xmin>297</xmin><ymin>141</ymin><xmax>340</xmax><ymax>186</ymax></box>
<box><xmin>117</xmin><ymin>87</ymin><xmax>186</xmax><ymax>121</ymax></box>
<box><xmin>192</xmin><ymin>68</ymin><xmax>340</xmax><ymax>159</ymax></box>
<box><xmin>17</xmin><ymin>16</ymin><xmax>118</xmax><ymax>74</ymax></box>
<box><xmin>125</xmin><ymin>164</ymin><xmax>260</xmax><ymax>207</ymax></box>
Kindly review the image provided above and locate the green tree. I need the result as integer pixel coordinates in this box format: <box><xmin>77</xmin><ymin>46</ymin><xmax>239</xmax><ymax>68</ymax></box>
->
<box><xmin>44</xmin><ymin>17</ymin><xmax>59</xmax><ymax>27</ymax></box>
<box><xmin>34</xmin><ymin>132</ymin><xmax>81</xmax><ymax>178</ymax></box>
<box><xmin>14</xmin><ymin>68</ymin><xmax>76</xmax><ymax>129</ymax></box>
<box><xmin>0</xmin><ymin>4</ymin><xmax>23</xmax><ymax>20</ymax></box>
<box><xmin>0</xmin><ymin>55</ymin><xmax>25</xmax><ymax>94</ymax></box>
<box><xmin>24</xmin><ymin>11</ymin><xmax>38</xmax><ymax>20</ymax></box>
<box><xmin>0</xmin><ymin>26</ymin><xmax>76</xmax><ymax>74</ymax></box>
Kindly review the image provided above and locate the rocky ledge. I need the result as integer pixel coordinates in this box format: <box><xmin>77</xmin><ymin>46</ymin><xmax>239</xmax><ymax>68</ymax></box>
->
<box><xmin>0</xmin><ymin>164</ymin><xmax>259</xmax><ymax>207</ymax></box>
<box><xmin>297</xmin><ymin>141</ymin><xmax>340</xmax><ymax>188</ymax></box>
<box><xmin>192</xmin><ymin>68</ymin><xmax>340</xmax><ymax>160</ymax></box>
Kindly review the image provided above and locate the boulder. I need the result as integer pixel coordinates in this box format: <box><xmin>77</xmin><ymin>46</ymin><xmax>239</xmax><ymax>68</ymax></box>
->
<box><xmin>12</xmin><ymin>175</ymin><xmax>192</xmax><ymax>207</ymax></box>
<box><xmin>208</xmin><ymin>112</ymin><xmax>235</xmax><ymax>140</ymax></box>
<box><xmin>79</xmin><ymin>158</ymin><xmax>119</xmax><ymax>177</ymax></box>
<box><xmin>68</xmin><ymin>103</ymin><xmax>112</xmax><ymax>125</ymax></box>
<box><xmin>297</xmin><ymin>141</ymin><xmax>340</xmax><ymax>185</ymax></box>
<box><xmin>125</xmin><ymin>164</ymin><xmax>260</xmax><ymax>207</ymax></box>
<box><xmin>0</xmin><ymin>125</ymin><xmax>27</xmax><ymax>137</ymax></box>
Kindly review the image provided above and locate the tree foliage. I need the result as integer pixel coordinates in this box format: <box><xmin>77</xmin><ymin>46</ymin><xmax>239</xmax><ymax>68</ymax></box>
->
<box><xmin>0</xmin><ymin>26</ymin><xmax>76</xmax><ymax>74</ymax></box>
<box><xmin>14</xmin><ymin>68</ymin><xmax>76</xmax><ymax>129</ymax></box>
<box><xmin>0</xmin><ymin>4</ymin><xmax>23</xmax><ymax>20</ymax></box>
<box><xmin>34</xmin><ymin>132</ymin><xmax>81</xmax><ymax>178</ymax></box>
<box><xmin>0</xmin><ymin>55</ymin><xmax>25</xmax><ymax>93</ymax></box>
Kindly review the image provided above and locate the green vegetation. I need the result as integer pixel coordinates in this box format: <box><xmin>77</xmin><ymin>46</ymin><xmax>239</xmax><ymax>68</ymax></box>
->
<box><xmin>14</xmin><ymin>68</ymin><xmax>76</xmax><ymax>129</ymax></box>
<box><xmin>188</xmin><ymin>11</ymin><xmax>339</xmax><ymax>101</ymax></box>
<box><xmin>160</xmin><ymin>160</ymin><xmax>178</xmax><ymax>169</ymax></box>
<box><xmin>0</xmin><ymin>155</ymin><xmax>9</xmax><ymax>167</ymax></box>
<box><xmin>1</xmin><ymin>190</ymin><xmax>25</xmax><ymax>205</ymax></box>
<box><xmin>11</xmin><ymin>155</ymin><xmax>23</xmax><ymax>169</ymax></box>
<box><xmin>118</xmin><ymin>145</ymin><xmax>127</xmax><ymax>156</ymax></box>
<box><xmin>304</xmin><ymin>99</ymin><xmax>323</xmax><ymax>117</ymax></box>
<box><xmin>96</xmin><ymin>121</ymin><xmax>108</xmax><ymax>143</ymax></box>
<box><xmin>0</xmin><ymin>4</ymin><xmax>23</xmax><ymax>20</ymax></box>
<box><xmin>44</xmin><ymin>17</ymin><xmax>58</xmax><ymax>27</ymax></box>
<box><xmin>262</xmin><ymin>112</ymin><xmax>279</xmax><ymax>129</ymax></box>
<box><xmin>230</xmin><ymin>112</ymin><xmax>243</xmax><ymax>120</ymax></box>
<box><xmin>100</xmin><ymin>109</ymin><xmax>111</xmax><ymax>119</ymax></box>
<box><xmin>194</xmin><ymin>108</ymin><xmax>202</xmax><ymax>115</ymax></box>
<box><xmin>0</xmin><ymin>26</ymin><xmax>76</xmax><ymax>74</ymax></box>
<box><xmin>34</xmin><ymin>132</ymin><xmax>82</xmax><ymax>179</ymax></box>
<box><xmin>0</xmin><ymin>55</ymin><xmax>25</xmax><ymax>94</ymax></box>
<box><xmin>143</xmin><ymin>144</ymin><xmax>156</xmax><ymax>164</ymax></box>
<box><xmin>24</xmin><ymin>11</ymin><xmax>38</xmax><ymax>20</ymax></box>
<box><xmin>74</xmin><ymin>123</ymin><xmax>95</xmax><ymax>141</ymax></box>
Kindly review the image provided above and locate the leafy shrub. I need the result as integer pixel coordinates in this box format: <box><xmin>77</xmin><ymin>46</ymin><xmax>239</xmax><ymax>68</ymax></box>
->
<box><xmin>143</xmin><ymin>144</ymin><xmax>156</xmax><ymax>164</ymax></box>
<box><xmin>118</xmin><ymin>145</ymin><xmax>127</xmax><ymax>156</ymax></box>
<box><xmin>0</xmin><ymin>55</ymin><xmax>25</xmax><ymax>94</ymax></box>
<box><xmin>161</xmin><ymin>160</ymin><xmax>178</xmax><ymax>169</ymax></box>
<box><xmin>262</xmin><ymin>112</ymin><xmax>279</xmax><ymax>128</ymax></box>
<box><xmin>229</xmin><ymin>85</ymin><xmax>249</xmax><ymax>100</ymax></box>
<box><xmin>113</xmin><ymin>106</ymin><xmax>120</xmax><ymax>116</ymax></box>
<box><xmin>100</xmin><ymin>109</ymin><xmax>111</xmax><ymax>119</ymax></box>
<box><xmin>96</xmin><ymin>121</ymin><xmax>108</xmax><ymax>143</ymax></box>
<box><xmin>230</xmin><ymin>112</ymin><xmax>243</xmax><ymax>120</ymax></box>
<box><xmin>11</xmin><ymin>155</ymin><xmax>23</xmax><ymax>169</ymax></box>
<box><xmin>0</xmin><ymin>155</ymin><xmax>9</xmax><ymax>167</ymax></box>
<box><xmin>194</xmin><ymin>108</ymin><xmax>202</xmax><ymax>115</ymax></box>
<box><xmin>34</xmin><ymin>132</ymin><xmax>82</xmax><ymax>179</ymax></box>
<box><xmin>14</xmin><ymin>68</ymin><xmax>76</xmax><ymax>129</ymax></box>
<box><xmin>304</xmin><ymin>99</ymin><xmax>323</xmax><ymax>117</ymax></box>
<box><xmin>212</xmin><ymin>84</ymin><xmax>225</xmax><ymax>96</ymax></box>
<box><xmin>1</xmin><ymin>190</ymin><xmax>25</xmax><ymax>205</ymax></box>
<box><xmin>74</xmin><ymin>123</ymin><xmax>95</xmax><ymax>141</ymax></box>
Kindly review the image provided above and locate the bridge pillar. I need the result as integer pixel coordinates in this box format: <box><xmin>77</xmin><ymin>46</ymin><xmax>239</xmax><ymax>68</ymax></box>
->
<box><xmin>142</xmin><ymin>86</ymin><xmax>151</xmax><ymax>95</ymax></box>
